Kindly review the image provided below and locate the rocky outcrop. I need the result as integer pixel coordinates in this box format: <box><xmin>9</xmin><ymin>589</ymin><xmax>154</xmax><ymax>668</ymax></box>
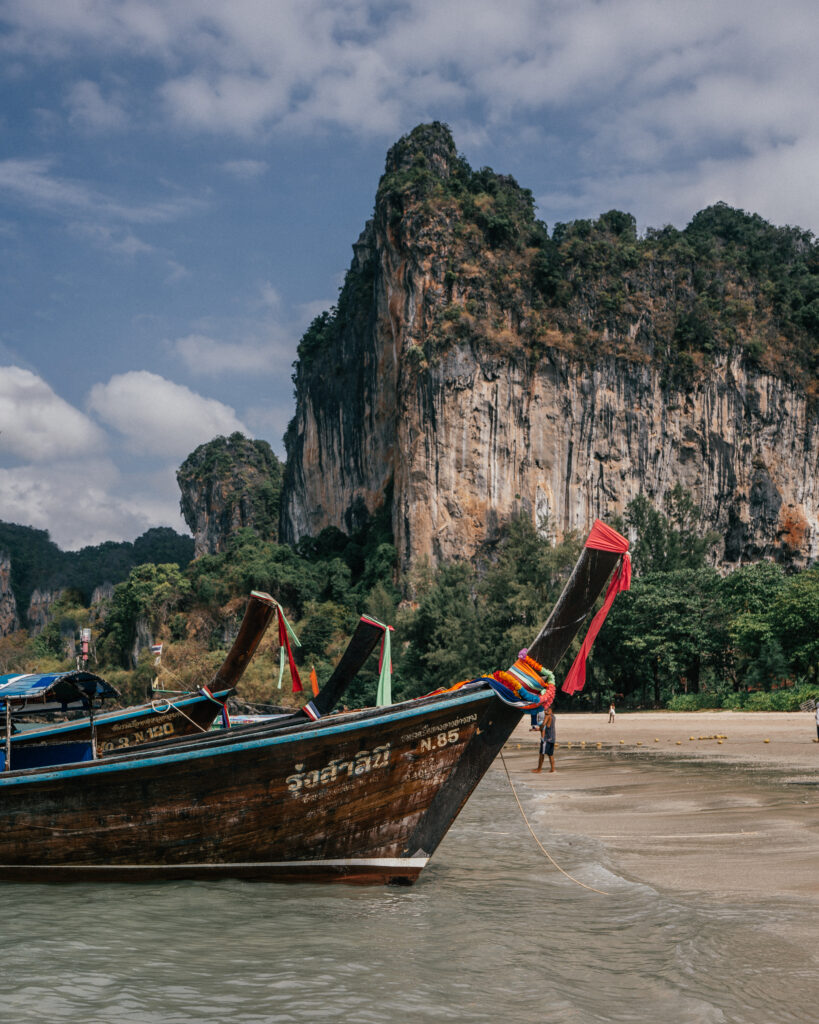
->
<box><xmin>27</xmin><ymin>588</ymin><xmax>64</xmax><ymax>634</ymax></box>
<box><xmin>282</xmin><ymin>123</ymin><xmax>819</xmax><ymax>571</ymax></box>
<box><xmin>131</xmin><ymin>616</ymin><xmax>153</xmax><ymax>669</ymax></box>
<box><xmin>177</xmin><ymin>433</ymin><xmax>283</xmax><ymax>557</ymax></box>
<box><xmin>0</xmin><ymin>553</ymin><xmax>19</xmax><ymax>637</ymax></box>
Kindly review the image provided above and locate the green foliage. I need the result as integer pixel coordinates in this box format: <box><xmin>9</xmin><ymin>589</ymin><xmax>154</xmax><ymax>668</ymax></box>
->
<box><xmin>396</xmin><ymin>517</ymin><xmax>582</xmax><ymax>700</ymax></box>
<box><xmin>588</xmin><ymin>491</ymin><xmax>817</xmax><ymax>708</ymax></box>
<box><xmin>0</xmin><ymin>520</ymin><xmax>193</xmax><ymax>617</ymax></box>
<box><xmin>99</xmin><ymin>563</ymin><xmax>190</xmax><ymax>668</ymax></box>
<box><xmin>32</xmin><ymin>620</ymin><xmax>64</xmax><ymax>659</ymax></box>
<box><xmin>177</xmin><ymin>434</ymin><xmax>282</xmax><ymax>544</ymax></box>
<box><xmin>187</xmin><ymin>529</ymin><xmax>323</xmax><ymax>612</ymax></box>
<box><xmin>626</xmin><ymin>486</ymin><xmax>718</xmax><ymax>575</ymax></box>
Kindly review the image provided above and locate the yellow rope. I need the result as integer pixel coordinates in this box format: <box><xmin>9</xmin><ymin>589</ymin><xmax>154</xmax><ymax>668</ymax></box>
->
<box><xmin>499</xmin><ymin>749</ymin><xmax>611</xmax><ymax>896</ymax></box>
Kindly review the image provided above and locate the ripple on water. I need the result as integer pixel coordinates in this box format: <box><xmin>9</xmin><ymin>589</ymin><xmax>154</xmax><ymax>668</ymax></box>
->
<box><xmin>1</xmin><ymin>771</ymin><xmax>817</xmax><ymax>1023</ymax></box>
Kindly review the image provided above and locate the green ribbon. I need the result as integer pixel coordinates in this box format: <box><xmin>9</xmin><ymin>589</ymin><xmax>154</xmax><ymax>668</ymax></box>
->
<box><xmin>375</xmin><ymin>626</ymin><xmax>392</xmax><ymax>707</ymax></box>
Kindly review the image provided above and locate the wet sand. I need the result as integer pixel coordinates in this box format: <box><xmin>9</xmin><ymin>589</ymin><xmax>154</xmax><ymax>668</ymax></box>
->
<box><xmin>501</xmin><ymin>712</ymin><xmax>819</xmax><ymax>910</ymax></box>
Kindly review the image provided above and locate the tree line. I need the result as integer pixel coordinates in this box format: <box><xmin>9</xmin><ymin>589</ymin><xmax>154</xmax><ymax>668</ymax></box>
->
<box><xmin>1</xmin><ymin>489</ymin><xmax>816</xmax><ymax>713</ymax></box>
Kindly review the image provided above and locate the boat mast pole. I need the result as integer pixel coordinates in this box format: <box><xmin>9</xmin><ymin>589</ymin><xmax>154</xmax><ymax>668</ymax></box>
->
<box><xmin>3</xmin><ymin>700</ymin><xmax>10</xmax><ymax>772</ymax></box>
<box><xmin>88</xmin><ymin>700</ymin><xmax>98</xmax><ymax>759</ymax></box>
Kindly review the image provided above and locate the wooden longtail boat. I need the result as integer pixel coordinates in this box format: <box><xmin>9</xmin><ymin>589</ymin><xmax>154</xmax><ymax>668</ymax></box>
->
<box><xmin>0</xmin><ymin>523</ymin><xmax>628</xmax><ymax>885</ymax></box>
<box><xmin>1</xmin><ymin>590</ymin><xmax>280</xmax><ymax>759</ymax></box>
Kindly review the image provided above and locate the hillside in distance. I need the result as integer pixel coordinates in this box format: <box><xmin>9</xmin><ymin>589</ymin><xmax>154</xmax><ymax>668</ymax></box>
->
<box><xmin>0</xmin><ymin>522</ymin><xmax>193</xmax><ymax>634</ymax></box>
<box><xmin>282</xmin><ymin>122</ymin><xmax>819</xmax><ymax>571</ymax></box>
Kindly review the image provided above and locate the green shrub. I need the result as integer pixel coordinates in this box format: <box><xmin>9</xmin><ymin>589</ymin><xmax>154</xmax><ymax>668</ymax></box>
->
<box><xmin>667</xmin><ymin>693</ymin><xmax>713</xmax><ymax>711</ymax></box>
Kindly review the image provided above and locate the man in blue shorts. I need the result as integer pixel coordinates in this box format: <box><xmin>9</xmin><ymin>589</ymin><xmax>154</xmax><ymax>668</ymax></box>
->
<box><xmin>532</xmin><ymin>708</ymin><xmax>556</xmax><ymax>773</ymax></box>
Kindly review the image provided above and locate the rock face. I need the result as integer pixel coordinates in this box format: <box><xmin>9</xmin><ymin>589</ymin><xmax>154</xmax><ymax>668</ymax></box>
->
<box><xmin>27</xmin><ymin>588</ymin><xmax>64</xmax><ymax>634</ymax></box>
<box><xmin>282</xmin><ymin>123</ymin><xmax>819</xmax><ymax>570</ymax></box>
<box><xmin>0</xmin><ymin>553</ymin><xmax>19</xmax><ymax>637</ymax></box>
<box><xmin>177</xmin><ymin>433</ymin><xmax>283</xmax><ymax>557</ymax></box>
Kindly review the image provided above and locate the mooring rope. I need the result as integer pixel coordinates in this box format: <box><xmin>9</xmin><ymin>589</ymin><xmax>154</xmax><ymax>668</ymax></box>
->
<box><xmin>149</xmin><ymin>696</ymin><xmax>209</xmax><ymax>733</ymax></box>
<box><xmin>499</xmin><ymin>749</ymin><xmax>611</xmax><ymax>896</ymax></box>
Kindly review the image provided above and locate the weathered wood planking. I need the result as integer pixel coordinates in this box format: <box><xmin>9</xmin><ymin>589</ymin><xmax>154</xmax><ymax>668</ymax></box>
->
<box><xmin>0</xmin><ymin>688</ymin><xmax>494</xmax><ymax>883</ymax></box>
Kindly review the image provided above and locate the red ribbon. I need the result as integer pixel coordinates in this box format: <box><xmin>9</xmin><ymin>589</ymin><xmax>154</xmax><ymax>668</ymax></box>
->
<box><xmin>278</xmin><ymin>608</ymin><xmax>302</xmax><ymax>693</ymax></box>
<box><xmin>561</xmin><ymin>521</ymin><xmax>631</xmax><ymax>695</ymax></box>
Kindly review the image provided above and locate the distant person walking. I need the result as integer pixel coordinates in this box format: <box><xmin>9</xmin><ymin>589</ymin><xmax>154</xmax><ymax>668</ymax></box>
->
<box><xmin>608</xmin><ymin>702</ymin><xmax>616</xmax><ymax>724</ymax></box>
<box><xmin>532</xmin><ymin>709</ymin><xmax>556</xmax><ymax>773</ymax></box>
<box><xmin>815</xmin><ymin>704</ymin><xmax>819</xmax><ymax>742</ymax></box>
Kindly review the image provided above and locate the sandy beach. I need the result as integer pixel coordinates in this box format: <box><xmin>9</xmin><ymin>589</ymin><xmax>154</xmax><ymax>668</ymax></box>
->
<box><xmin>500</xmin><ymin>711</ymin><xmax>819</xmax><ymax>915</ymax></box>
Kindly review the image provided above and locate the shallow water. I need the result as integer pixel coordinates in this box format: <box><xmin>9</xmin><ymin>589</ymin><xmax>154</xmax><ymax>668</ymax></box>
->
<box><xmin>2</xmin><ymin>768</ymin><xmax>817</xmax><ymax>1023</ymax></box>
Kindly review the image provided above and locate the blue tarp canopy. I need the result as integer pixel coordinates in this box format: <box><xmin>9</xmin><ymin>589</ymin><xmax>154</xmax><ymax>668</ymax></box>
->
<box><xmin>0</xmin><ymin>671</ymin><xmax>119</xmax><ymax>712</ymax></box>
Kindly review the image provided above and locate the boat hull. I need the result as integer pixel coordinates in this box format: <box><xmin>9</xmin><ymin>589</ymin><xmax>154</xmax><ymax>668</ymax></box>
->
<box><xmin>12</xmin><ymin>689</ymin><xmax>231</xmax><ymax>755</ymax></box>
<box><xmin>0</xmin><ymin>687</ymin><xmax>518</xmax><ymax>884</ymax></box>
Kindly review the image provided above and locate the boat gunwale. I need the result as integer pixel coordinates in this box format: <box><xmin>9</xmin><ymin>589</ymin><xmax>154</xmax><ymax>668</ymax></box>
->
<box><xmin>12</xmin><ymin>687</ymin><xmax>233</xmax><ymax>742</ymax></box>
<box><xmin>0</xmin><ymin>683</ymin><xmax>494</xmax><ymax>788</ymax></box>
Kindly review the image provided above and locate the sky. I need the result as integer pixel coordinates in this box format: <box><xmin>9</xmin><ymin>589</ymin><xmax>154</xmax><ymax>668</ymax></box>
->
<box><xmin>1</xmin><ymin>0</ymin><xmax>818</xmax><ymax>550</ymax></box>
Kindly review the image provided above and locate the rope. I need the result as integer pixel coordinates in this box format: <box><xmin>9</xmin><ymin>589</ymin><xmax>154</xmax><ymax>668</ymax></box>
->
<box><xmin>149</xmin><ymin>697</ymin><xmax>209</xmax><ymax>734</ymax></box>
<box><xmin>499</xmin><ymin>749</ymin><xmax>611</xmax><ymax>896</ymax></box>
<box><xmin>153</xmin><ymin>662</ymin><xmax>190</xmax><ymax>689</ymax></box>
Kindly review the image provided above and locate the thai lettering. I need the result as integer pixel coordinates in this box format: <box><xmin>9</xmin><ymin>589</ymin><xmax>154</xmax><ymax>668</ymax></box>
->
<box><xmin>285</xmin><ymin>744</ymin><xmax>391</xmax><ymax>796</ymax></box>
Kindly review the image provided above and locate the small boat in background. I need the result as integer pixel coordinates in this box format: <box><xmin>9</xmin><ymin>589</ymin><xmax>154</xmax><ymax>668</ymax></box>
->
<box><xmin>0</xmin><ymin>589</ymin><xmax>280</xmax><ymax>763</ymax></box>
<box><xmin>0</xmin><ymin>522</ymin><xmax>629</xmax><ymax>885</ymax></box>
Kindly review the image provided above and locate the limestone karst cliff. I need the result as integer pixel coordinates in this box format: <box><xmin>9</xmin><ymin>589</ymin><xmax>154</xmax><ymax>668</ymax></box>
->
<box><xmin>0</xmin><ymin>554</ymin><xmax>19</xmax><ymax>636</ymax></box>
<box><xmin>178</xmin><ymin>433</ymin><xmax>283</xmax><ymax>557</ymax></box>
<box><xmin>282</xmin><ymin>122</ymin><xmax>818</xmax><ymax>570</ymax></box>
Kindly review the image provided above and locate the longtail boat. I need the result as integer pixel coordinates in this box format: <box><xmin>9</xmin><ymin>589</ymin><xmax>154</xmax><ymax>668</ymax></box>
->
<box><xmin>0</xmin><ymin>521</ymin><xmax>629</xmax><ymax>884</ymax></box>
<box><xmin>0</xmin><ymin>590</ymin><xmax>280</xmax><ymax>759</ymax></box>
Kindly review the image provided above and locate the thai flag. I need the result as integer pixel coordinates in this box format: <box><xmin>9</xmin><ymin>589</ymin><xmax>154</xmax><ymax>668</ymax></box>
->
<box><xmin>150</xmin><ymin>643</ymin><xmax>163</xmax><ymax>657</ymax></box>
<box><xmin>302</xmin><ymin>701</ymin><xmax>321</xmax><ymax>722</ymax></box>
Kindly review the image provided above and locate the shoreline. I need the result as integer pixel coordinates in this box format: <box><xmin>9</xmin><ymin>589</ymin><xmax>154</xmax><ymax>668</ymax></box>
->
<box><xmin>509</xmin><ymin>709</ymin><xmax>819</xmax><ymax>771</ymax></box>
<box><xmin>499</xmin><ymin>711</ymin><xmax>819</xmax><ymax>909</ymax></box>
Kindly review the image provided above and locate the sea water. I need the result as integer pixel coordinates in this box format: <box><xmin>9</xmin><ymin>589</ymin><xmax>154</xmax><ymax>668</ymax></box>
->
<box><xmin>1</xmin><ymin>768</ymin><xmax>816</xmax><ymax>1024</ymax></box>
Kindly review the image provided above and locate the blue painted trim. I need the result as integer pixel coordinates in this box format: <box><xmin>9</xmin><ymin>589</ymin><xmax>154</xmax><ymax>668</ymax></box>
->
<box><xmin>0</xmin><ymin>689</ymin><xmax>492</xmax><ymax>788</ymax></box>
<box><xmin>14</xmin><ymin>689</ymin><xmax>231</xmax><ymax>742</ymax></box>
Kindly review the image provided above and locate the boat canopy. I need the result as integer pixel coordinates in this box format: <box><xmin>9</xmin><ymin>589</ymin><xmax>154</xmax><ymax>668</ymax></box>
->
<box><xmin>0</xmin><ymin>671</ymin><xmax>119</xmax><ymax>712</ymax></box>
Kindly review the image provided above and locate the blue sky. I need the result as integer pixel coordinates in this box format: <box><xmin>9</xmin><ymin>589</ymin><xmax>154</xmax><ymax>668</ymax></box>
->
<box><xmin>1</xmin><ymin>0</ymin><xmax>817</xmax><ymax>549</ymax></box>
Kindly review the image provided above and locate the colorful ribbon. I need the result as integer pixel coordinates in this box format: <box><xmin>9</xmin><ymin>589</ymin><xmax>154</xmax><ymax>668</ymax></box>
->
<box><xmin>561</xmin><ymin>521</ymin><xmax>631</xmax><ymax>695</ymax></box>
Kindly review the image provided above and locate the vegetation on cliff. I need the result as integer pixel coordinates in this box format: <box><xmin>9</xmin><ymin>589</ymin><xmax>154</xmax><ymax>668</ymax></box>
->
<box><xmin>295</xmin><ymin>121</ymin><xmax>819</xmax><ymax>395</ymax></box>
<box><xmin>0</xmin><ymin>521</ymin><xmax>193</xmax><ymax>625</ymax></box>
<box><xmin>178</xmin><ymin>433</ymin><xmax>283</xmax><ymax>550</ymax></box>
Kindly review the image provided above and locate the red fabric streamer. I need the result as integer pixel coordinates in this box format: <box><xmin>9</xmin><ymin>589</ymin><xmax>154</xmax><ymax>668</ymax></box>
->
<box><xmin>277</xmin><ymin>608</ymin><xmax>302</xmax><ymax>693</ymax></box>
<box><xmin>561</xmin><ymin>522</ymin><xmax>631</xmax><ymax>695</ymax></box>
<box><xmin>584</xmin><ymin>518</ymin><xmax>630</xmax><ymax>554</ymax></box>
<box><xmin>310</xmin><ymin>665</ymin><xmax>319</xmax><ymax>697</ymax></box>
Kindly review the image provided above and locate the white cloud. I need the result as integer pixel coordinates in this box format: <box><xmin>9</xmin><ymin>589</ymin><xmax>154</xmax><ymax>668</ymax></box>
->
<box><xmin>172</xmin><ymin>334</ymin><xmax>274</xmax><ymax>375</ymax></box>
<box><xmin>65</xmin><ymin>79</ymin><xmax>127</xmax><ymax>130</ymax></box>
<box><xmin>68</xmin><ymin>221</ymin><xmax>155</xmax><ymax>256</ymax></box>
<box><xmin>258</xmin><ymin>282</ymin><xmax>281</xmax><ymax>309</ymax></box>
<box><xmin>244</xmin><ymin>404</ymin><xmax>291</xmax><ymax>457</ymax></box>
<box><xmin>0</xmin><ymin>366</ymin><xmax>106</xmax><ymax>461</ymax></box>
<box><xmin>0</xmin><ymin>157</ymin><xmax>202</xmax><ymax>224</ymax></box>
<box><xmin>220</xmin><ymin>158</ymin><xmax>268</xmax><ymax>180</ymax></box>
<box><xmin>6</xmin><ymin>0</ymin><xmax>817</xmax><ymax>228</ymax></box>
<box><xmin>170</xmin><ymin>290</ymin><xmax>305</xmax><ymax>376</ymax></box>
<box><xmin>0</xmin><ymin>457</ymin><xmax>187</xmax><ymax>550</ymax></box>
<box><xmin>86</xmin><ymin>371</ymin><xmax>248</xmax><ymax>456</ymax></box>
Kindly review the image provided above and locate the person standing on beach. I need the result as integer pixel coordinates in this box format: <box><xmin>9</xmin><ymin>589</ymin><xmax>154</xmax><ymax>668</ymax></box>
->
<box><xmin>532</xmin><ymin>708</ymin><xmax>556</xmax><ymax>773</ymax></box>
<box><xmin>608</xmin><ymin>702</ymin><xmax>616</xmax><ymax>724</ymax></box>
<box><xmin>815</xmin><ymin>704</ymin><xmax>819</xmax><ymax>742</ymax></box>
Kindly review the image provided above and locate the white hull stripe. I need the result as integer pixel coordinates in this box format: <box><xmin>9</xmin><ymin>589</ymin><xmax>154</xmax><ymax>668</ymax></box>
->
<box><xmin>0</xmin><ymin>857</ymin><xmax>429</xmax><ymax>871</ymax></box>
